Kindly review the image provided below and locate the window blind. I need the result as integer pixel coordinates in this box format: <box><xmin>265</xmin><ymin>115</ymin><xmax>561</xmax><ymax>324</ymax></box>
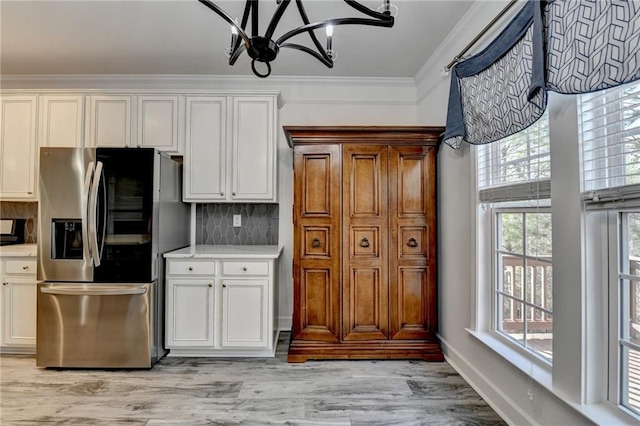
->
<box><xmin>477</xmin><ymin>110</ymin><xmax>550</xmax><ymax>203</ymax></box>
<box><xmin>580</xmin><ymin>82</ymin><xmax>640</xmax><ymax>210</ymax></box>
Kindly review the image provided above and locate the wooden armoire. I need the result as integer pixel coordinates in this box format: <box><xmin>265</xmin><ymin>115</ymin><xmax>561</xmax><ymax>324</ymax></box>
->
<box><xmin>285</xmin><ymin>126</ymin><xmax>444</xmax><ymax>362</ymax></box>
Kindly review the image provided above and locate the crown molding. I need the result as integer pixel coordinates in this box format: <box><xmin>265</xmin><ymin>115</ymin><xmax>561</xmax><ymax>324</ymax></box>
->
<box><xmin>0</xmin><ymin>74</ymin><xmax>416</xmax><ymax>91</ymax></box>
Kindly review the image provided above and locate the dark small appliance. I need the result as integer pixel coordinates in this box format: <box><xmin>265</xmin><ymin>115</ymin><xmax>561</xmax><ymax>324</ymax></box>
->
<box><xmin>0</xmin><ymin>219</ymin><xmax>26</xmax><ymax>246</ymax></box>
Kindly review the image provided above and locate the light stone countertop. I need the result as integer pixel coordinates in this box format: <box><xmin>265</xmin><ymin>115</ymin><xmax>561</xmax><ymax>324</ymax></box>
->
<box><xmin>164</xmin><ymin>245</ymin><xmax>283</xmax><ymax>259</ymax></box>
<box><xmin>0</xmin><ymin>243</ymin><xmax>38</xmax><ymax>257</ymax></box>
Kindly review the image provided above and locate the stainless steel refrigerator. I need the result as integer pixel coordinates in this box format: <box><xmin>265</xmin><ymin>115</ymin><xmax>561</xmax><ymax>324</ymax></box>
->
<box><xmin>36</xmin><ymin>147</ymin><xmax>189</xmax><ymax>368</ymax></box>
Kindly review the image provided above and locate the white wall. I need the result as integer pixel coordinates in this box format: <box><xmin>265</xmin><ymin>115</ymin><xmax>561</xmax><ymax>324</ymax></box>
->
<box><xmin>415</xmin><ymin>1</ymin><xmax>601</xmax><ymax>424</ymax></box>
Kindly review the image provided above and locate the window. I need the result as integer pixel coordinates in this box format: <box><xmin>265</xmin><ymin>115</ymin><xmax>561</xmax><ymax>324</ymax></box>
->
<box><xmin>477</xmin><ymin>111</ymin><xmax>553</xmax><ymax>362</ymax></box>
<box><xmin>579</xmin><ymin>82</ymin><xmax>640</xmax><ymax>418</ymax></box>
<box><xmin>618</xmin><ymin>212</ymin><xmax>640</xmax><ymax>416</ymax></box>
<box><xmin>495</xmin><ymin>210</ymin><xmax>553</xmax><ymax>361</ymax></box>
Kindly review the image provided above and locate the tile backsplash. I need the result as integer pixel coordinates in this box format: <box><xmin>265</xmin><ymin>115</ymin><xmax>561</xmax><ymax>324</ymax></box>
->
<box><xmin>0</xmin><ymin>202</ymin><xmax>38</xmax><ymax>243</ymax></box>
<box><xmin>196</xmin><ymin>203</ymin><xmax>278</xmax><ymax>245</ymax></box>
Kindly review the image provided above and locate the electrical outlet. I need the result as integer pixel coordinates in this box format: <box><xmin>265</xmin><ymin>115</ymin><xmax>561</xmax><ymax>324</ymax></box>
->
<box><xmin>233</xmin><ymin>214</ymin><xmax>242</xmax><ymax>227</ymax></box>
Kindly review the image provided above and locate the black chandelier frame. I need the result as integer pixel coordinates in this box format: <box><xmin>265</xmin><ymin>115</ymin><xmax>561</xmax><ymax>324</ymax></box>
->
<box><xmin>198</xmin><ymin>0</ymin><xmax>395</xmax><ymax>78</ymax></box>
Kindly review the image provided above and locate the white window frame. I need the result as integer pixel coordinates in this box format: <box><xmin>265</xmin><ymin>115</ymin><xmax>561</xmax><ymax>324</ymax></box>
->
<box><xmin>607</xmin><ymin>211</ymin><xmax>640</xmax><ymax>418</ymax></box>
<box><xmin>492</xmin><ymin>206</ymin><xmax>553</xmax><ymax>365</ymax></box>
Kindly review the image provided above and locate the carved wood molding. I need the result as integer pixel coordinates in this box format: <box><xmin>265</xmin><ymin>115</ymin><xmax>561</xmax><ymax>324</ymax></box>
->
<box><xmin>283</xmin><ymin>126</ymin><xmax>444</xmax><ymax>148</ymax></box>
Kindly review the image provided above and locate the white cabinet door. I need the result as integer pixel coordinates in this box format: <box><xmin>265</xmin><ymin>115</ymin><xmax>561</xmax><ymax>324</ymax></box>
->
<box><xmin>184</xmin><ymin>96</ymin><xmax>227</xmax><ymax>202</ymax></box>
<box><xmin>0</xmin><ymin>95</ymin><xmax>38</xmax><ymax>200</ymax></box>
<box><xmin>221</xmin><ymin>279</ymin><xmax>269</xmax><ymax>348</ymax></box>
<box><xmin>166</xmin><ymin>279</ymin><xmax>215</xmax><ymax>347</ymax></box>
<box><xmin>40</xmin><ymin>95</ymin><xmax>84</xmax><ymax>147</ymax></box>
<box><xmin>136</xmin><ymin>95</ymin><xmax>181</xmax><ymax>153</ymax></box>
<box><xmin>231</xmin><ymin>96</ymin><xmax>275</xmax><ymax>201</ymax></box>
<box><xmin>1</xmin><ymin>278</ymin><xmax>36</xmax><ymax>347</ymax></box>
<box><xmin>86</xmin><ymin>96</ymin><xmax>132</xmax><ymax>147</ymax></box>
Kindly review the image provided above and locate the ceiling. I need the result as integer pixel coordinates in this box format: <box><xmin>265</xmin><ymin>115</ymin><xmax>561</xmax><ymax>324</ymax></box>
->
<box><xmin>0</xmin><ymin>0</ymin><xmax>475</xmax><ymax>79</ymax></box>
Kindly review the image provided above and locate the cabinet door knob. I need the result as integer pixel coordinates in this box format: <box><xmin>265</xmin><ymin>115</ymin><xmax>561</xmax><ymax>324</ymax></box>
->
<box><xmin>359</xmin><ymin>237</ymin><xmax>370</xmax><ymax>248</ymax></box>
<box><xmin>407</xmin><ymin>237</ymin><xmax>418</xmax><ymax>248</ymax></box>
<box><xmin>22</xmin><ymin>266</ymin><xmax>29</xmax><ymax>270</ymax></box>
<box><xmin>208</xmin><ymin>283</ymin><xmax>212</xmax><ymax>288</ymax></box>
<box><xmin>220</xmin><ymin>192</ymin><xmax>224</xmax><ymax>196</ymax></box>
<box><xmin>311</xmin><ymin>237</ymin><xmax>322</xmax><ymax>248</ymax></box>
<box><xmin>242</xmin><ymin>266</ymin><xmax>248</xmax><ymax>272</ymax></box>
<box><xmin>188</xmin><ymin>266</ymin><xmax>193</xmax><ymax>271</ymax></box>
<box><xmin>232</xmin><ymin>192</ymin><xmax>236</xmax><ymax>196</ymax></box>
<box><xmin>222</xmin><ymin>283</ymin><xmax>227</xmax><ymax>288</ymax></box>
<box><xmin>2</xmin><ymin>282</ymin><xmax>8</xmax><ymax>286</ymax></box>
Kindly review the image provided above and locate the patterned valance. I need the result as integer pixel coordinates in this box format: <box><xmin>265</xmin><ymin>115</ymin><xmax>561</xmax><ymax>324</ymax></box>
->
<box><xmin>444</xmin><ymin>0</ymin><xmax>640</xmax><ymax>149</ymax></box>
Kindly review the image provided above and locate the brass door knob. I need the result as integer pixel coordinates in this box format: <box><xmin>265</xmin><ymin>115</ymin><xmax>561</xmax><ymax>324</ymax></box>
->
<box><xmin>360</xmin><ymin>237</ymin><xmax>370</xmax><ymax>248</ymax></box>
<box><xmin>407</xmin><ymin>238</ymin><xmax>418</xmax><ymax>248</ymax></box>
<box><xmin>311</xmin><ymin>237</ymin><xmax>321</xmax><ymax>248</ymax></box>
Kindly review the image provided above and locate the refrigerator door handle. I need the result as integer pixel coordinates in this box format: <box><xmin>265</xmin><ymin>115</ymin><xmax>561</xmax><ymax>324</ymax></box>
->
<box><xmin>40</xmin><ymin>286</ymin><xmax>148</xmax><ymax>296</ymax></box>
<box><xmin>88</xmin><ymin>161</ymin><xmax>104</xmax><ymax>267</ymax></box>
<box><xmin>82</xmin><ymin>161</ymin><xmax>94</xmax><ymax>267</ymax></box>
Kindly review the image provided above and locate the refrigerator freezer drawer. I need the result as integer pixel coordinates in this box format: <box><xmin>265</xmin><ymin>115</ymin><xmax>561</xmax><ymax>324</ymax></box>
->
<box><xmin>36</xmin><ymin>282</ymin><xmax>155</xmax><ymax>368</ymax></box>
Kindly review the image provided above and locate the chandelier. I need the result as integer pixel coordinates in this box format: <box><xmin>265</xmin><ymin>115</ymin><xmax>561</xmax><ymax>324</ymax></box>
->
<box><xmin>198</xmin><ymin>0</ymin><xmax>396</xmax><ymax>78</ymax></box>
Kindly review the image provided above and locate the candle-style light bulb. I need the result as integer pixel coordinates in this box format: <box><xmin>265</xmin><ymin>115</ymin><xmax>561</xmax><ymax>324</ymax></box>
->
<box><xmin>230</xmin><ymin>25</ymin><xmax>238</xmax><ymax>50</ymax></box>
<box><xmin>326</xmin><ymin>24</ymin><xmax>333</xmax><ymax>55</ymax></box>
<box><xmin>384</xmin><ymin>0</ymin><xmax>390</xmax><ymax>13</ymax></box>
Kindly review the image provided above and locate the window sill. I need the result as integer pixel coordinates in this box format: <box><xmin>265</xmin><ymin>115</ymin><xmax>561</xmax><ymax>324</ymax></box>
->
<box><xmin>466</xmin><ymin>328</ymin><xmax>639</xmax><ymax>425</ymax></box>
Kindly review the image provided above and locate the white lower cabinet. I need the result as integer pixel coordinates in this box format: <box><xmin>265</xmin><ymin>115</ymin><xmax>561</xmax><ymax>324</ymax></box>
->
<box><xmin>167</xmin><ymin>279</ymin><xmax>214</xmax><ymax>347</ymax></box>
<box><xmin>0</xmin><ymin>257</ymin><xmax>37</xmax><ymax>353</ymax></box>
<box><xmin>164</xmin><ymin>248</ymin><xmax>281</xmax><ymax>357</ymax></box>
<box><xmin>221</xmin><ymin>279</ymin><xmax>268</xmax><ymax>348</ymax></box>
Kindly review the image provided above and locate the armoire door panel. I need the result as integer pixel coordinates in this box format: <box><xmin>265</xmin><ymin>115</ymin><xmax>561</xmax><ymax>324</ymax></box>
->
<box><xmin>397</xmin><ymin>155</ymin><xmax>428</xmax><ymax>216</ymax></box>
<box><xmin>351</xmin><ymin>227</ymin><xmax>380</xmax><ymax>258</ymax></box>
<box><xmin>296</xmin><ymin>268</ymin><xmax>340</xmax><ymax>342</ymax></box>
<box><xmin>389</xmin><ymin>146</ymin><xmax>436</xmax><ymax>341</ymax></box>
<box><xmin>302</xmin><ymin>226</ymin><xmax>332</xmax><ymax>258</ymax></box>
<box><xmin>399</xmin><ymin>226</ymin><xmax>428</xmax><ymax>259</ymax></box>
<box><xmin>390</xmin><ymin>267</ymin><xmax>433</xmax><ymax>340</ymax></box>
<box><xmin>301</xmin><ymin>154</ymin><xmax>334</xmax><ymax>216</ymax></box>
<box><xmin>345</xmin><ymin>147</ymin><xmax>387</xmax><ymax>218</ymax></box>
<box><xmin>292</xmin><ymin>144</ymin><xmax>341</xmax><ymax>344</ymax></box>
<box><xmin>343</xmin><ymin>267</ymin><xmax>388</xmax><ymax>341</ymax></box>
<box><xmin>343</xmin><ymin>145</ymin><xmax>388</xmax><ymax>342</ymax></box>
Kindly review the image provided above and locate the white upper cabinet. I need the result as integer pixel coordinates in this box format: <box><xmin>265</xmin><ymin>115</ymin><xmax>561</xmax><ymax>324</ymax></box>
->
<box><xmin>86</xmin><ymin>95</ymin><xmax>183</xmax><ymax>154</ymax></box>
<box><xmin>184</xmin><ymin>94</ymin><xmax>278</xmax><ymax>203</ymax></box>
<box><xmin>86</xmin><ymin>95</ymin><xmax>132</xmax><ymax>147</ymax></box>
<box><xmin>184</xmin><ymin>96</ymin><xmax>227</xmax><ymax>202</ymax></box>
<box><xmin>0</xmin><ymin>95</ymin><xmax>38</xmax><ymax>201</ymax></box>
<box><xmin>231</xmin><ymin>96</ymin><xmax>275</xmax><ymax>201</ymax></box>
<box><xmin>136</xmin><ymin>95</ymin><xmax>182</xmax><ymax>154</ymax></box>
<box><xmin>39</xmin><ymin>95</ymin><xmax>85</xmax><ymax>148</ymax></box>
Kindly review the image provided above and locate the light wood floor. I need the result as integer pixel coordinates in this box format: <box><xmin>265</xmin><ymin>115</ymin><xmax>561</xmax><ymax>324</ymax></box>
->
<box><xmin>0</xmin><ymin>333</ymin><xmax>506</xmax><ymax>425</ymax></box>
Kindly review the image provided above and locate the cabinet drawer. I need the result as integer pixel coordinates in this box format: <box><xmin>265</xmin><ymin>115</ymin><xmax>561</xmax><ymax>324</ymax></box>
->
<box><xmin>5</xmin><ymin>260</ymin><xmax>37</xmax><ymax>275</ymax></box>
<box><xmin>222</xmin><ymin>261</ymin><xmax>269</xmax><ymax>276</ymax></box>
<box><xmin>167</xmin><ymin>261</ymin><xmax>215</xmax><ymax>276</ymax></box>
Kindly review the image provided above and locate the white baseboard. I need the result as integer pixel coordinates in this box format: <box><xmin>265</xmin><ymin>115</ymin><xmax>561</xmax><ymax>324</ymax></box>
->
<box><xmin>438</xmin><ymin>334</ymin><xmax>539</xmax><ymax>426</ymax></box>
<box><xmin>277</xmin><ymin>316</ymin><xmax>292</xmax><ymax>332</ymax></box>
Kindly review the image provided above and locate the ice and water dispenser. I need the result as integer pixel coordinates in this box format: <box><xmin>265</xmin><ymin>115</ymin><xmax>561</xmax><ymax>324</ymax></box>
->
<box><xmin>51</xmin><ymin>219</ymin><xmax>83</xmax><ymax>259</ymax></box>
